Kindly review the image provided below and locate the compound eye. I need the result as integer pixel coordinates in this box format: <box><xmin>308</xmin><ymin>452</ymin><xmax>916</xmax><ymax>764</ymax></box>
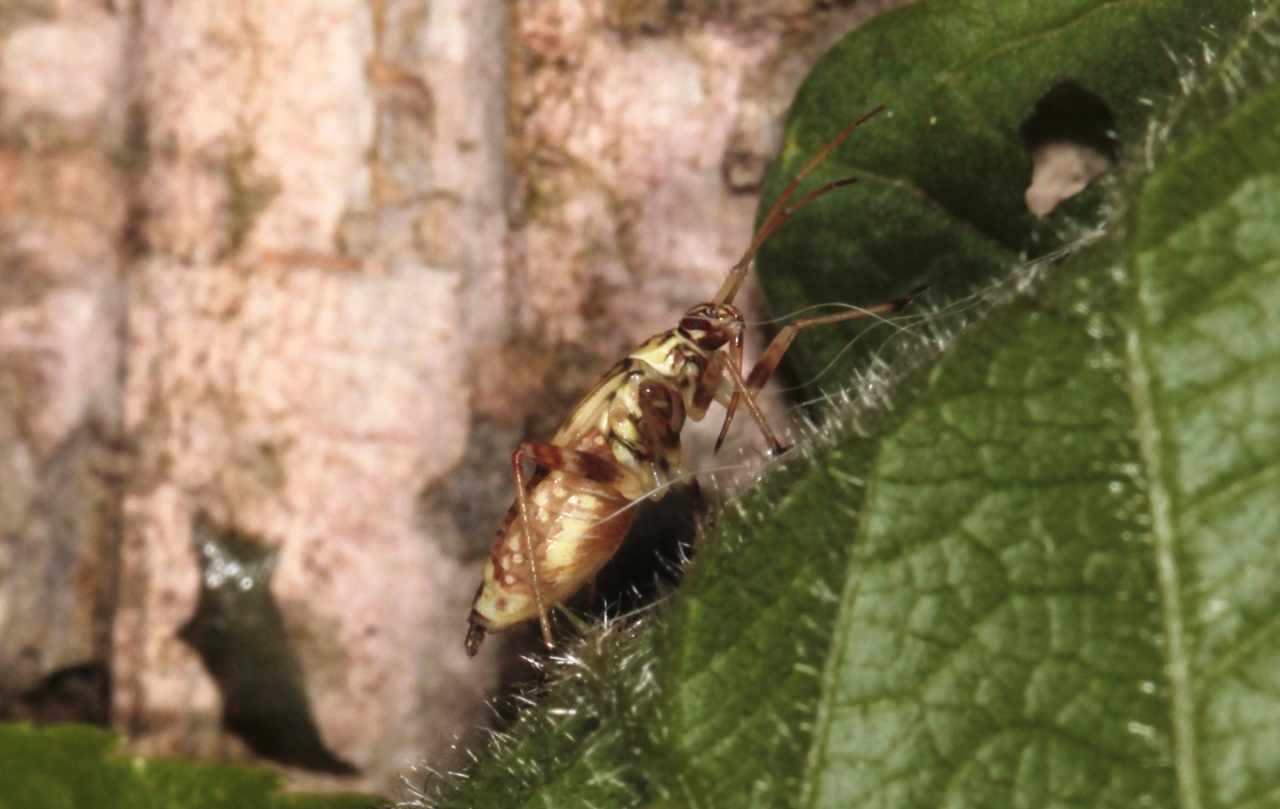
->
<box><xmin>679</xmin><ymin>316</ymin><xmax>712</xmax><ymax>332</ymax></box>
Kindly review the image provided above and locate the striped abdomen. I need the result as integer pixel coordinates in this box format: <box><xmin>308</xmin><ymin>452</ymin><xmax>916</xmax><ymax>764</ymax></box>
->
<box><xmin>469</xmin><ymin>467</ymin><xmax>634</xmax><ymax>633</ymax></box>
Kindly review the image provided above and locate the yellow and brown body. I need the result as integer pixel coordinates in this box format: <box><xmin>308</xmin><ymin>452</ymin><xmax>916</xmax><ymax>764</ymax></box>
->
<box><xmin>468</xmin><ymin>473</ymin><xmax>632</xmax><ymax>632</ymax></box>
<box><xmin>464</xmin><ymin>106</ymin><xmax>923</xmax><ymax>657</ymax></box>
<box><xmin>467</xmin><ymin>467</ymin><xmax>633</xmax><ymax>637</ymax></box>
<box><xmin>465</xmin><ymin>331</ymin><xmax>716</xmax><ymax>656</ymax></box>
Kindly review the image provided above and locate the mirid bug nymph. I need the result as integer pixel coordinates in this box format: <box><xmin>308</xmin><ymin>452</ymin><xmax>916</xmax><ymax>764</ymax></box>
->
<box><xmin>465</xmin><ymin>105</ymin><xmax>925</xmax><ymax>657</ymax></box>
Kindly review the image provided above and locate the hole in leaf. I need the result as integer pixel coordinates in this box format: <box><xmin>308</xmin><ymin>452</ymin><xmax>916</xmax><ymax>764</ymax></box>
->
<box><xmin>1019</xmin><ymin>80</ymin><xmax>1118</xmax><ymax>217</ymax></box>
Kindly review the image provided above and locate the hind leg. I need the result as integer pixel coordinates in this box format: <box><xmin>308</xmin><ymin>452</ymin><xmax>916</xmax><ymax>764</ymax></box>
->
<box><xmin>509</xmin><ymin>442</ymin><xmax>636</xmax><ymax>649</ymax></box>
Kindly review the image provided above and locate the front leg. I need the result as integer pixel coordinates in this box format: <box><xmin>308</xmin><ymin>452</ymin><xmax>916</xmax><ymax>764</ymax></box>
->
<box><xmin>688</xmin><ymin>349</ymin><xmax>785</xmax><ymax>454</ymax></box>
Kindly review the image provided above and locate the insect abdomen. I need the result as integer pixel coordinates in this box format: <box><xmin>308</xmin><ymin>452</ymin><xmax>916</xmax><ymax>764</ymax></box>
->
<box><xmin>469</xmin><ymin>470</ymin><xmax>634</xmax><ymax>633</ymax></box>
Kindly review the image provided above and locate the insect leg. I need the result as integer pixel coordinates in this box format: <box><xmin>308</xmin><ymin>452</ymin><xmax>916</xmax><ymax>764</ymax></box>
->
<box><xmin>688</xmin><ymin>349</ymin><xmax>729</xmax><ymax>421</ymax></box>
<box><xmin>747</xmin><ymin>285</ymin><xmax>930</xmax><ymax>392</ymax></box>
<box><xmin>636</xmin><ymin>379</ymin><xmax>686</xmax><ymax>497</ymax></box>
<box><xmin>720</xmin><ymin>359</ymin><xmax>786</xmax><ymax>453</ymax></box>
<box><xmin>636</xmin><ymin>377</ymin><xmax>713</xmax><ymax>538</ymax></box>
<box><xmin>510</xmin><ymin>448</ymin><xmax>554</xmax><ymax>647</ymax></box>
<box><xmin>691</xmin><ymin>347</ymin><xmax>786</xmax><ymax>453</ymax></box>
<box><xmin>716</xmin><ymin>327</ymin><xmax>747</xmax><ymax>455</ymax></box>
<box><xmin>715</xmin><ymin>284</ymin><xmax>929</xmax><ymax>449</ymax></box>
<box><xmin>511</xmin><ymin>441</ymin><xmax>637</xmax><ymax>647</ymax></box>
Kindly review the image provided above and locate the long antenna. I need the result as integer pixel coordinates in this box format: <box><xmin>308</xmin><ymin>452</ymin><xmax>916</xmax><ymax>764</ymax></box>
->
<box><xmin>712</xmin><ymin>104</ymin><xmax>887</xmax><ymax>307</ymax></box>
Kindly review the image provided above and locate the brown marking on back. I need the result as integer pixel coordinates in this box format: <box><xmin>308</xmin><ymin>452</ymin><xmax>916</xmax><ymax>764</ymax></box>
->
<box><xmin>576</xmin><ymin>451</ymin><xmax>625</xmax><ymax>486</ymax></box>
<box><xmin>519</xmin><ymin>442</ymin><xmax>625</xmax><ymax>488</ymax></box>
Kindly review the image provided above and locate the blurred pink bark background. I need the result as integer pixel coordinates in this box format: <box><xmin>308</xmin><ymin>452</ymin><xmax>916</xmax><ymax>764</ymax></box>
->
<box><xmin>0</xmin><ymin>0</ymin><xmax>901</xmax><ymax>793</ymax></box>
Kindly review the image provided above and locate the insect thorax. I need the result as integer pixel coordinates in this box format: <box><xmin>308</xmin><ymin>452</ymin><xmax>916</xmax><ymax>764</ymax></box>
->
<box><xmin>593</xmin><ymin>331</ymin><xmax>709</xmax><ymax>495</ymax></box>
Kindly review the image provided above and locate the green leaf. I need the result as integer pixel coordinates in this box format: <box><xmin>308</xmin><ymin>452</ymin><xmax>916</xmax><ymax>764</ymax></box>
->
<box><xmin>0</xmin><ymin>723</ymin><xmax>384</xmax><ymax>809</ymax></box>
<box><xmin>754</xmin><ymin>0</ymin><xmax>1255</xmax><ymax>390</ymax></box>
<box><xmin>792</xmin><ymin>58</ymin><xmax>1280</xmax><ymax>808</ymax></box>
<box><xmin>432</xmin><ymin>3</ymin><xmax>1280</xmax><ymax>808</ymax></box>
<box><xmin>427</xmin><ymin>628</ymin><xmax>659</xmax><ymax>808</ymax></box>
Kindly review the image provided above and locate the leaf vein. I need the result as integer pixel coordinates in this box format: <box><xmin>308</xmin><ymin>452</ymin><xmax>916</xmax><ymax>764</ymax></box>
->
<box><xmin>1127</xmin><ymin>325</ymin><xmax>1203</xmax><ymax>809</ymax></box>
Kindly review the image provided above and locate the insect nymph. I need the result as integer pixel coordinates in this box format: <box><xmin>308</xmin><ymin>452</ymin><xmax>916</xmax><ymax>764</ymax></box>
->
<box><xmin>465</xmin><ymin>106</ymin><xmax>924</xmax><ymax>657</ymax></box>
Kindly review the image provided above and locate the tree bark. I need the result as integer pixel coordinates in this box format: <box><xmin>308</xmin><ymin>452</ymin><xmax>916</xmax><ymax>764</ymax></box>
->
<box><xmin>0</xmin><ymin>0</ymin><xmax>130</xmax><ymax>728</ymax></box>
